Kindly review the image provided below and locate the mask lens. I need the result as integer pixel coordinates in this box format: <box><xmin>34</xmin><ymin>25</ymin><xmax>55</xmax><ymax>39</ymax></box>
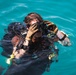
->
<box><xmin>26</xmin><ymin>24</ymin><xmax>30</xmax><ymax>28</ymax></box>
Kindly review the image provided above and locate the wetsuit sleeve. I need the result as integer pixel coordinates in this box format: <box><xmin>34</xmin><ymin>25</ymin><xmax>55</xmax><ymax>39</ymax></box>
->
<box><xmin>43</xmin><ymin>21</ymin><xmax>58</xmax><ymax>34</ymax></box>
<box><xmin>47</xmin><ymin>23</ymin><xmax>58</xmax><ymax>34</ymax></box>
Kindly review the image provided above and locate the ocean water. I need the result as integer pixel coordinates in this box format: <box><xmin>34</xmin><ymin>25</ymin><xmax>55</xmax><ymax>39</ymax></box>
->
<box><xmin>0</xmin><ymin>0</ymin><xmax>76</xmax><ymax>75</ymax></box>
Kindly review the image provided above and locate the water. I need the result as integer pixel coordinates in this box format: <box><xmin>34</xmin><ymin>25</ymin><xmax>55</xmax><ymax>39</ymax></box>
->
<box><xmin>0</xmin><ymin>0</ymin><xmax>76</xmax><ymax>75</ymax></box>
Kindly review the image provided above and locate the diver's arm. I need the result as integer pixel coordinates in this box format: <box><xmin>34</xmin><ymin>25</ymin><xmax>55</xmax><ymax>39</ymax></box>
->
<box><xmin>23</xmin><ymin>40</ymin><xmax>29</xmax><ymax>46</ymax></box>
<box><xmin>13</xmin><ymin>46</ymin><xmax>17</xmax><ymax>54</ymax></box>
<box><xmin>23</xmin><ymin>23</ymin><xmax>38</xmax><ymax>50</ymax></box>
<box><xmin>47</xmin><ymin>22</ymin><xmax>71</xmax><ymax>46</ymax></box>
<box><xmin>11</xmin><ymin>35</ymin><xmax>20</xmax><ymax>54</ymax></box>
<box><xmin>22</xmin><ymin>40</ymin><xmax>29</xmax><ymax>51</ymax></box>
<box><xmin>44</xmin><ymin>21</ymin><xmax>58</xmax><ymax>34</ymax></box>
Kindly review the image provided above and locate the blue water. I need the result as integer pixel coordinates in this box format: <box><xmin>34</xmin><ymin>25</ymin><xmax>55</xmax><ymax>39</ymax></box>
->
<box><xmin>0</xmin><ymin>0</ymin><xmax>76</xmax><ymax>75</ymax></box>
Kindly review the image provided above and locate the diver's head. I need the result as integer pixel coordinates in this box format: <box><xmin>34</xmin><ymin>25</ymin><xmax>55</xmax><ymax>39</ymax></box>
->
<box><xmin>24</xmin><ymin>12</ymin><xmax>43</xmax><ymax>28</ymax></box>
<box><xmin>8</xmin><ymin>22</ymin><xmax>26</xmax><ymax>36</ymax></box>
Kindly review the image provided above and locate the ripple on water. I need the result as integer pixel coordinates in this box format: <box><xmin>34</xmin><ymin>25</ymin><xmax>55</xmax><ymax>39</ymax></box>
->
<box><xmin>0</xmin><ymin>0</ymin><xmax>76</xmax><ymax>75</ymax></box>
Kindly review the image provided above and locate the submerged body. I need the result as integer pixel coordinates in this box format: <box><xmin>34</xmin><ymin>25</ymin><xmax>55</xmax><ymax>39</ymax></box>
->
<box><xmin>0</xmin><ymin>20</ymin><xmax>71</xmax><ymax>75</ymax></box>
<box><xmin>0</xmin><ymin>43</ymin><xmax>57</xmax><ymax>75</ymax></box>
<box><xmin>0</xmin><ymin>65</ymin><xmax>5</xmax><ymax>75</ymax></box>
<box><xmin>4</xmin><ymin>49</ymin><xmax>53</xmax><ymax>75</ymax></box>
<box><xmin>0</xmin><ymin>28</ymin><xmax>58</xmax><ymax>75</ymax></box>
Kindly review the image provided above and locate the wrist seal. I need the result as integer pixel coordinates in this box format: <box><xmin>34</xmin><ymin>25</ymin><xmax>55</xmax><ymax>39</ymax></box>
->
<box><xmin>59</xmin><ymin>34</ymin><xmax>66</xmax><ymax>41</ymax></box>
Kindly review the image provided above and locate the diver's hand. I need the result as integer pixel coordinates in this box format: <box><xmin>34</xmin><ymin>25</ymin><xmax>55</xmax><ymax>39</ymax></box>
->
<box><xmin>14</xmin><ymin>49</ymin><xmax>26</xmax><ymax>59</ymax></box>
<box><xmin>11</xmin><ymin>36</ymin><xmax>20</xmax><ymax>47</ymax></box>
<box><xmin>60</xmin><ymin>37</ymin><xmax>71</xmax><ymax>46</ymax></box>
<box><xmin>25</xmin><ymin>23</ymin><xmax>38</xmax><ymax>41</ymax></box>
<box><xmin>57</xmin><ymin>30</ymin><xmax>71</xmax><ymax>46</ymax></box>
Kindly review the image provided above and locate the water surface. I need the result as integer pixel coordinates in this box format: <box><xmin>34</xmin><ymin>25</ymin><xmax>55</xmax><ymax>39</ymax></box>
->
<box><xmin>0</xmin><ymin>0</ymin><xmax>76</xmax><ymax>75</ymax></box>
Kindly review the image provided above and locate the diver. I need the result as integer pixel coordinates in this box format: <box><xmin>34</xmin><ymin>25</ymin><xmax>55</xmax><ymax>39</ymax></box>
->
<box><xmin>13</xmin><ymin>12</ymin><xmax>71</xmax><ymax>59</ymax></box>
<box><xmin>4</xmin><ymin>21</ymin><xmax>56</xmax><ymax>62</ymax></box>
<box><xmin>4</xmin><ymin>25</ymin><xmax>58</xmax><ymax>75</ymax></box>
<box><xmin>23</xmin><ymin>12</ymin><xmax>71</xmax><ymax>48</ymax></box>
<box><xmin>0</xmin><ymin>12</ymin><xmax>71</xmax><ymax>60</ymax></box>
<box><xmin>6</xmin><ymin>12</ymin><xmax>71</xmax><ymax>60</ymax></box>
<box><xmin>0</xmin><ymin>13</ymin><xmax>71</xmax><ymax>75</ymax></box>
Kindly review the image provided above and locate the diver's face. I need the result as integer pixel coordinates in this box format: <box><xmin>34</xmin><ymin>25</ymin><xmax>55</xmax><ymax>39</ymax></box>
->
<box><xmin>26</xmin><ymin>18</ymin><xmax>39</xmax><ymax>29</ymax></box>
<box><xmin>29</xmin><ymin>19</ymin><xmax>39</xmax><ymax>25</ymax></box>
